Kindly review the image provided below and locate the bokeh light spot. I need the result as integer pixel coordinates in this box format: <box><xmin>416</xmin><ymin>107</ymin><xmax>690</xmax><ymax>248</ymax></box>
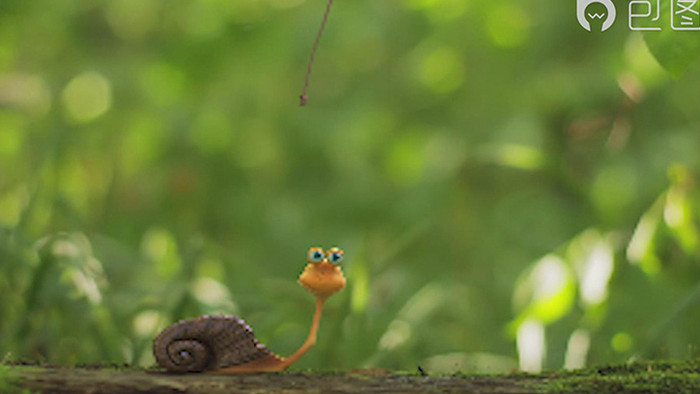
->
<box><xmin>494</xmin><ymin>144</ymin><xmax>544</xmax><ymax>170</ymax></box>
<box><xmin>190</xmin><ymin>110</ymin><xmax>233</xmax><ymax>154</ymax></box>
<box><xmin>576</xmin><ymin>233</ymin><xmax>615</xmax><ymax>306</ymax></box>
<box><xmin>139</xmin><ymin>62</ymin><xmax>186</xmax><ymax>107</ymax></box>
<box><xmin>486</xmin><ymin>4</ymin><xmax>531</xmax><ymax>48</ymax></box>
<box><xmin>611</xmin><ymin>332</ymin><xmax>634</xmax><ymax>353</ymax></box>
<box><xmin>416</xmin><ymin>46</ymin><xmax>465</xmax><ymax>93</ymax></box>
<box><xmin>105</xmin><ymin>0</ymin><xmax>160</xmax><ymax>41</ymax></box>
<box><xmin>141</xmin><ymin>228</ymin><xmax>182</xmax><ymax>279</ymax></box>
<box><xmin>403</xmin><ymin>0</ymin><xmax>468</xmax><ymax>22</ymax></box>
<box><xmin>0</xmin><ymin>111</ymin><xmax>24</xmax><ymax>158</ymax></box>
<box><xmin>384</xmin><ymin>133</ymin><xmax>427</xmax><ymax>186</ymax></box>
<box><xmin>133</xmin><ymin>310</ymin><xmax>165</xmax><ymax>337</ymax></box>
<box><xmin>0</xmin><ymin>74</ymin><xmax>51</xmax><ymax>116</ymax></box>
<box><xmin>191</xmin><ymin>277</ymin><xmax>237</xmax><ymax>313</ymax></box>
<box><xmin>61</xmin><ymin>72</ymin><xmax>112</xmax><ymax>123</ymax></box>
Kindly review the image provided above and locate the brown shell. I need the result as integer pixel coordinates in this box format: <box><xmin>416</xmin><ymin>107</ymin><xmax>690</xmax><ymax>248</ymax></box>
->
<box><xmin>153</xmin><ymin>315</ymin><xmax>272</xmax><ymax>373</ymax></box>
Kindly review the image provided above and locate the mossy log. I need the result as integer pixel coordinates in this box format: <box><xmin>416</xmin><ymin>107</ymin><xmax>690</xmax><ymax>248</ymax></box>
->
<box><xmin>3</xmin><ymin>359</ymin><xmax>700</xmax><ymax>393</ymax></box>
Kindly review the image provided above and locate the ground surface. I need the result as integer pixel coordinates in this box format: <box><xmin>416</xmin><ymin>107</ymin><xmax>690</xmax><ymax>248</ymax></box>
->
<box><xmin>2</xmin><ymin>359</ymin><xmax>700</xmax><ymax>393</ymax></box>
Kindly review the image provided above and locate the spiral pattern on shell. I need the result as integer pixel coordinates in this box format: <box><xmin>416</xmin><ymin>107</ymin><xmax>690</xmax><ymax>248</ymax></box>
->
<box><xmin>153</xmin><ymin>315</ymin><xmax>272</xmax><ymax>373</ymax></box>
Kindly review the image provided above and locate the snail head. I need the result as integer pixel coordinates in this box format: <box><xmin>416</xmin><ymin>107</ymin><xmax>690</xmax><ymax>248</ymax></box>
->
<box><xmin>298</xmin><ymin>247</ymin><xmax>346</xmax><ymax>301</ymax></box>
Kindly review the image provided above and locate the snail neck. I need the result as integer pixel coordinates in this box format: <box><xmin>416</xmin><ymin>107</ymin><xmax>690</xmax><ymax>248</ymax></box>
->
<box><xmin>208</xmin><ymin>297</ymin><xmax>327</xmax><ymax>374</ymax></box>
<box><xmin>280</xmin><ymin>296</ymin><xmax>326</xmax><ymax>369</ymax></box>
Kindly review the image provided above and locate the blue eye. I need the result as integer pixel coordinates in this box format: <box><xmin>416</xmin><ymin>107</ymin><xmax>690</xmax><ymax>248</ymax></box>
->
<box><xmin>308</xmin><ymin>247</ymin><xmax>325</xmax><ymax>263</ymax></box>
<box><xmin>326</xmin><ymin>248</ymin><xmax>343</xmax><ymax>265</ymax></box>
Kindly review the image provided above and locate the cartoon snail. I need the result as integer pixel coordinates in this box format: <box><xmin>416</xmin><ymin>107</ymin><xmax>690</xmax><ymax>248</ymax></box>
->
<box><xmin>153</xmin><ymin>247</ymin><xmax>346</xmax><ymax>373</ymax></box>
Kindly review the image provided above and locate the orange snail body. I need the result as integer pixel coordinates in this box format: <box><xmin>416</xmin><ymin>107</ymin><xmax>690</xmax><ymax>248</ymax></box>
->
<box><xmin>153</xmin><ymin>247</ymin><xmax>346</xmax><ymax>373</ymax></box>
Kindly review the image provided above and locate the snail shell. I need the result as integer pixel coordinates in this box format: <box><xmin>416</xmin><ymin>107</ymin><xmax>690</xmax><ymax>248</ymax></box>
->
<box><xmin>153</xmin><ymin>315</ymin><xmax>272</xmax><ymax>372</ymax></box>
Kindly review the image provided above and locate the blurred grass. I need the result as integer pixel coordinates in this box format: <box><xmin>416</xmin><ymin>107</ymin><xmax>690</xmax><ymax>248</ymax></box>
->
<box><xmin>0</xmin><ymin>0</ymin><xmax>700</xmax><ymax>373</ymax></box>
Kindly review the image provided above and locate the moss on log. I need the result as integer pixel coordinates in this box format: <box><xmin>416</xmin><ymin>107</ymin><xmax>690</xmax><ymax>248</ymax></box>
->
<box><xmin>3</xmin><ymin>359</ymin><xmax>700</xmax><ymax>393</ymax></box>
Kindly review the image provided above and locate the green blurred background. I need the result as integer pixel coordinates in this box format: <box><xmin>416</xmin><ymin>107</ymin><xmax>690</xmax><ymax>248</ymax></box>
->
<box><xmin>1</xmin><ymin>0</ymin><xmax>700</xmax><ymax>373</ymax></box>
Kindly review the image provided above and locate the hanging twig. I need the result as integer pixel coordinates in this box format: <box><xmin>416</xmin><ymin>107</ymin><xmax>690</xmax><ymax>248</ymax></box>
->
<box><xmin>300</xmin><ymin>0</ymin><xmax>334</xmax><ymax>106</ymax></box>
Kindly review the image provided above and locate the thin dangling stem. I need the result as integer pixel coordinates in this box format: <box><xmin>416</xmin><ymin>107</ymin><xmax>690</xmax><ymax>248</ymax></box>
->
<box><xmin>300</xmin><ymin>0</ymin><xmax>334</xmax><ymax>106</ymax></box>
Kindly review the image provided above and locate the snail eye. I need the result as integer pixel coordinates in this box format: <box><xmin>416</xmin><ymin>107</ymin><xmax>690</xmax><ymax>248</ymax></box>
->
<box><xmin>327</xmin><ymin>248</ymin><xmax>343</xmax><ymax>265</ymax></box>
<box><xmin>308</xmin><ymin>247</ymin><xmax>325</xmax><ymax>263</ymax></box>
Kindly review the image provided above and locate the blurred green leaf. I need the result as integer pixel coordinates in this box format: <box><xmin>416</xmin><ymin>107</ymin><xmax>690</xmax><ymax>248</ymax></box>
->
<box><xmin>644</xmin><ymin>2</ymin><xmax>700</xmax><ymax>77</ymax></box>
